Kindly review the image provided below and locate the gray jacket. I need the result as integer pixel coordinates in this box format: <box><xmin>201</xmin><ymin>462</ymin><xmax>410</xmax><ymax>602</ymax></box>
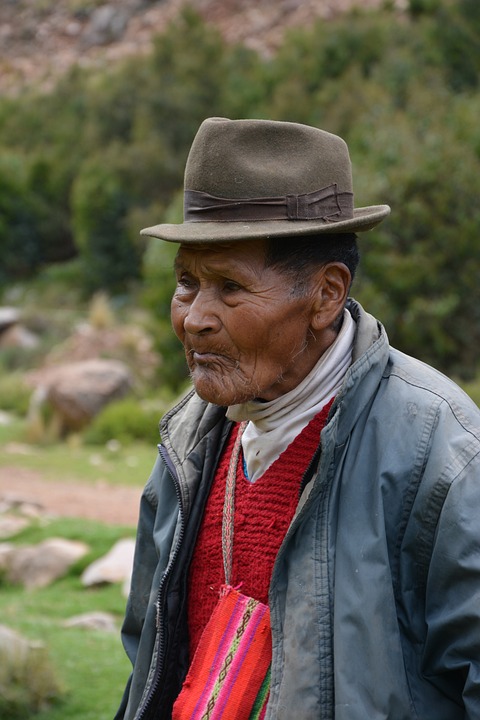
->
<box><xmin>115</xmin><ymin>300</ymin><xmax>480</xmax><ymax>719</ymax></box>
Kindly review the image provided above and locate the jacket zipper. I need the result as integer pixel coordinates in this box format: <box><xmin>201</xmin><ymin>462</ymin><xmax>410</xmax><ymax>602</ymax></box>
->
<box><xmin>266</xmin><ymin>424</ymin><xmax>336</xmax><ymax>720</ymax></box>
<box><xmin>134</xmin><ymin>443</ymin><xmax>185</xmax><ymax>720</ymax></box>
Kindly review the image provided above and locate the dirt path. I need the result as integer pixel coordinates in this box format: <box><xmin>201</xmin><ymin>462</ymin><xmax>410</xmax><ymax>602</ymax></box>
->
<box><xmin>0</xmin><ymin>466</ymin><xmax>142</xmax><ymax>527</ymax></box>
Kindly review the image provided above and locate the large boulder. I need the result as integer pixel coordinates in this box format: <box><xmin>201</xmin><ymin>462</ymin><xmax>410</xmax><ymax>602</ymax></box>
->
<box><xmin>37</xmin><ymin>358</ymin><xmax>133</xmax><ymax>432</ymax></box>
<box><xmin>81</xmin><ymin>537</ymin><xmax>135</xmax><ymax>589</ymax></box>
<box><xmin>4</xmin><ymin>537</ymin><xmax>89</xmax><ymax>589</ymax></box>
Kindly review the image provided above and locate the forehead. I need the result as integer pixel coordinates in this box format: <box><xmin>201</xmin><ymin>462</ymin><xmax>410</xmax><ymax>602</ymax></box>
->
<box><xmin>175</xmin><ymin>239</ymin><xmax>268</xmax><ymax>271</ymax></box>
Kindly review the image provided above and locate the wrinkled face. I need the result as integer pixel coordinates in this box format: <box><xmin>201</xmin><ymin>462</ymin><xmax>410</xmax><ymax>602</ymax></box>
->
<box><xmin>171</xmin><ymin>239</ymin><xmax>325</xmax><ymax>406</ymax></box>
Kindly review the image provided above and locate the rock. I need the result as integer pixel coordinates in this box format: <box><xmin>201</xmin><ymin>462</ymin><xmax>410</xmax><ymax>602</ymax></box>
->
<box><xmin>62</xmin><ymin>610</ymin><xmax>117</xmax><ymax>633</ymax></box>
<box><xmin>0</xmin><ymin>323</ymin><xmax>39</xmax><ymax>349</ymax></box>
<box><xmin>0</xmin><ymin>625</ymin><xmax>43</xmax><ymax>670</ymax></box>
<box><xmin>0</xmin><ymin>306</ymin><xmax>39</xmax><ymax>349</ymax></box>
<box><xmin>5</xmin><ymin>537</ymin><xmax>89</xmax><ymax>589</ymax></box>
<box><xmin>0</xmin><ymin>306</ymin><xmax>20</xmax><ymax>331</ymax></box>
<box><xmin>0</xmin><ymin>624</ymin><xmax>63</xmax><ymax>709</ymax></box>
<box><xmin>0</xmin><ymin>491</ymin><xmax>45</xmax><ymax>518</ymax></box>
<box><xmin>0</xmin><ymin>542</ymin><xmax>14</xmax><ymax>571</ymax></box>
<box><xmin>0</xmin><ymin>410</ymin><xmax>12</xmax><ymax>426</ymax></box>
<box><xmin>0</xmin><ymin>514</ymin><xmax>30</xmax><ymax>539</ymax></box>
<box><xmin>43</xmin><ymin>358</ymin><xmax>133</xmax><ymax>432</ymax></box>
<box><xmin>122</xmin><ymin>573</ymin><xmax>131</xmax><ymax>597</ymax></box>
<box><xmin>81</xmin><ymin>537</ymin><xmax>135</xmax><ymax>588</ymax></box>
<box><xmin>82</xmin><ymin>5</ymin><xmax>129</xmax><ymax>47</ymax></box>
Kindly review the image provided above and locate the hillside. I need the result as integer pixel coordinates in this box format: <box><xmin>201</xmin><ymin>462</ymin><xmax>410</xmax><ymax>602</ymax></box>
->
<box><xmin>0</xmin><ymin>0</ymin><xmax>403</xmax><ymax>94</ymax></box>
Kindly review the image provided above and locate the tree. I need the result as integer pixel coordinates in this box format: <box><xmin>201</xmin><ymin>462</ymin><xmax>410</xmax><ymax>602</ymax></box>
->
<box><xmin>72</xmin><ymin>154</ymin><xmax>142</xmax><ymax>295</ymax></box>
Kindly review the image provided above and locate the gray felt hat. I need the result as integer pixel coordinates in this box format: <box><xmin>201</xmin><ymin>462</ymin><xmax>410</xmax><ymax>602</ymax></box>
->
<box><xmin>141</xmin><ymin>117</ymin><xmax>390</xmax><ymax>243</ymax></box>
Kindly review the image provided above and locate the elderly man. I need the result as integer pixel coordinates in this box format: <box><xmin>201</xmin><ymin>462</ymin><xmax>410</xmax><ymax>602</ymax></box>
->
<box><xmin>115</xmin><ymin>118</ymin><xmax>480</xmax><ymax>720</ymax></box>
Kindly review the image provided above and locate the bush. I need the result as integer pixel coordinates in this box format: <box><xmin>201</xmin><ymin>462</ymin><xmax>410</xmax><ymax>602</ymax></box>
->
<box><xmin>0</xmin><ymin>155</ymin><xmax>43</xmax><ymax>285</ymax></box>
<box><xmin>0</xmin><ymin>374</ymin><xmax>32</xmax><ymax>416</ymax></box>
<box><xmin>71</xmin><ymin>152</ymin><xmax>142</xmax><ymax>295</ymax></box>
<box><xmin>141</xmin><ymin>228</ymin><xmax>188</xmax><ymax>391</ymax></box>
<box><xmin>83</xmin><ymin>397</ymin><xmax>170</xmax><ymax>446</ymax></box>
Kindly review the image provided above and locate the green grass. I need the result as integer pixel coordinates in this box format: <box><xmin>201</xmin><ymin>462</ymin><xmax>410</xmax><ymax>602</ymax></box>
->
<box><xmin>0</xmin><ymin>518</ymin><xmax>135</xmax><ymax>720</ymax></box>
<box><xmin>0</xmin><ymin>419</ymin><xmax>154</xmax><ymax>718</ymax></box>
<box><xmin>0</xmin><ymin>417</ymin><xmax>157</xmax><ymax>487</ymax></box>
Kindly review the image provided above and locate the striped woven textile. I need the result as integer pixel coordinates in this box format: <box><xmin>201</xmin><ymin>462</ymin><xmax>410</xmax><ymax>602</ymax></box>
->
<box><xmin>173</xmin><ymin>586</ymin><xmax>271</xmax><ymax>720</ymax></box>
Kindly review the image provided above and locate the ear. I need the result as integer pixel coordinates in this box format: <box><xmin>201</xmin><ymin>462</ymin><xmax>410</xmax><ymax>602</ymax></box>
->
<box><xmin>310</xmin><ymin>263</ymin><xmax>351</xmax><ymax>331</ymax></box>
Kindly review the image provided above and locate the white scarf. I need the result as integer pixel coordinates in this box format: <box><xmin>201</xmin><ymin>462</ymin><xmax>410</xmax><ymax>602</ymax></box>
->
<box><xmin>226</xmin><ymin>309</ymin><xmax>355</xmax><ymax>482</ymax></box>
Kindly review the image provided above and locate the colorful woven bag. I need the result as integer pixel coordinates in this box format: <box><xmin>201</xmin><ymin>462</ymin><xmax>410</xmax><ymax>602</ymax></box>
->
<box><xmin>173</xmin><ymin>422</ymin><xmax>271</xmax><ymax>719</ymax></box>
<box><xmin>172</xmin><ymin>585</ymin><xmax>271</xmax><ymax>720</ymax></box>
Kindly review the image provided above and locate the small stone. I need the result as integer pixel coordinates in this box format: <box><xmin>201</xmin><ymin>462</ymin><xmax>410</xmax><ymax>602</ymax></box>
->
<box><xmin>62</xmin><ymin>611</ymin><xmax>117</xmax><ymax>633</ymax></box>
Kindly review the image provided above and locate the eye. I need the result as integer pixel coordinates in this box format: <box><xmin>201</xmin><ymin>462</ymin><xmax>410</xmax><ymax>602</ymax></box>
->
<box><xmin>176</xmin><ymin>273</ymin><xmax>197</xmax><ymax>292</ymax></box>
<box><xmin>222</xmin><ymin>280</ymin><xmax>243</xmax><ymax>293</ymax></box>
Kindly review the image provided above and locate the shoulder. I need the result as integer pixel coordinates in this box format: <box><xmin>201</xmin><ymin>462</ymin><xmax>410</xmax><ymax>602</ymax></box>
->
<box><xmin>386</xmin><ymin>348</ymin><xmax>480</xmax><ymax>440</ymax></box>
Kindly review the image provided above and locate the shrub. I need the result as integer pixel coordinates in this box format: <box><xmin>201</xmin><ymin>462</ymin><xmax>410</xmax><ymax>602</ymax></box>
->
<box><xmin>87</xmin><ymin>291</ymin><xmax>116</xmax><ymax>330</ymax></box>
<box><xmin>0</xmin><ymin>155</ymin><xmax>43</xmax><ymax>285</ymax></box>
<box><xmin>140</xmin><ymin>198</ymin><xmax>189</xmax><ymax>391</ymax></box>
<box><xmin>0</xmin><ymin>373</ymin><xmax>31</xmax><ymax>416</ymax></box>
<box><xmin>83</xmin><ymin>397</ymin><xmax>169</xmax><ymax>446</ymax></box>
<box><xmin>71</xmin><ymin>153</ymin><xmax>142</xmax><ymax>295</ymax></box>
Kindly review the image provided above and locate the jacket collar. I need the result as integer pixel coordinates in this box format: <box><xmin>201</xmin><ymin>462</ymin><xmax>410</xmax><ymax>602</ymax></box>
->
<box><xmin>326</xmin><ymin>298</ymin><xmax>390</xmax><ymax>445</ymax></box>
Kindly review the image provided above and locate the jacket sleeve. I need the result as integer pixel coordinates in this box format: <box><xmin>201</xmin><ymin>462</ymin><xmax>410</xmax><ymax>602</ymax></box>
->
<box><xmin>422</xmin><ymin>448</ymin><xmax>480</xmax><ymax>717</ymax></box>
<box><xmin>114</xmin><ymin>453</ymin><xmax>181</xmax><ymax>719</ymax></box>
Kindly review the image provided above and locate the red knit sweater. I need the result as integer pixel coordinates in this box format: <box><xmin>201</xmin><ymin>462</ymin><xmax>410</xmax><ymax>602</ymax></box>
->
<box><xmin>187</xmin><ymin>400</ymin><xmax>333</xmax><ymax>657</ymax></box>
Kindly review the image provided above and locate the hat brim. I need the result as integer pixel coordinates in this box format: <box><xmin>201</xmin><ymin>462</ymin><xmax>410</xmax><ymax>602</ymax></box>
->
<box><xmin>140</xmin><ymin>204</ymin><xmax>390</xmax><ymax>243</ymax></box>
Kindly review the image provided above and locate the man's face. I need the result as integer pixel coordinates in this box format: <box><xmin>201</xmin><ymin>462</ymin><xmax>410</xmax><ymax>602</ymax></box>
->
<box><xmin>171</xmin><ymin>239</ymin><xmax>324</xmax><ymax>406</ymax></box>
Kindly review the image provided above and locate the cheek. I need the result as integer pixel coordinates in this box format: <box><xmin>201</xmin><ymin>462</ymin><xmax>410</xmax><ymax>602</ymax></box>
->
<box><xmin>256</xmin><ymin>317</ymin><xmax>306</xmax><ymax>362</ymax></box>
<box><xmin>170</xmin><ymin>298</ymin><xmax>186</xmax><ymax>341</ymax></box>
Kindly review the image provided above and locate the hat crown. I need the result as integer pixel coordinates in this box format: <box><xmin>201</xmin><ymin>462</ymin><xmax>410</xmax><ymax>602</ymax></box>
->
<box><xmin>184</xmin><ymin>117</ymin><xmax>353</xmax><ymax>200</ymax></box>
<box><xmin>140</xmin><ymin>117</ymin><xmax>390</xmax><ymax>242</ymax></box>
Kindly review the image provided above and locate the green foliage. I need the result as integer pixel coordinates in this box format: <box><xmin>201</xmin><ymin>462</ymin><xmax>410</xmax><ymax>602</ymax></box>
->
<box><xmin>408</xmin><ymin>0</ymin><xmax>441</xmax><ymax>18</ymax></box>
<box><xmin>431</xmin><ymin>0</ymin><xmax>480</xmax><ymax>91</ymax></box>
<box><xmin>349</xmin><ymin>85</ymin><xmax>480</xmax><ymax>379</ymax></box>
<box><xmin>0</xmin><ymin>373</ymin><xmax>31</xmax><ymax>416</ymax></box>
<box><xmin>0</xmin><ymin>155</ymin><xmax>43</xmax><ymax>285</ymax></box>
<box><xmin>142</xmin><ymin>232</ymin><xmax>188</xmax><ymax>390</ymax></box>
<box><xmin>72</xmin><ymin>152</ymin><xmax>142</xmax><ymax>294</ymax></box>
<box><xmin>145</xmin><ymin>8</ymin><xmax>230</xmax><ymax>153</ymax></box>
<box><xmin>83</xmin><ymin>397</ymin><xmax>166</xmax><ymax>446</ymax></box>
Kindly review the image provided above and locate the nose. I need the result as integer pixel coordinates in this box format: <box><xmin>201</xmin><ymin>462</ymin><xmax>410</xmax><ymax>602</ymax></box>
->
<box><xmin>182</xmin><ymin>289</ymin><xmax>221</xmax><ymax>336</ymax></box>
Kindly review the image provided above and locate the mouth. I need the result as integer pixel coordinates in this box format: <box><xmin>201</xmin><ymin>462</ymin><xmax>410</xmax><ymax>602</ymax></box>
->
<box><xmin>187</xmin><ymin>349</ymin><xmax>230</xmax><ymax>366</ymax></box>
<box><xmin>192</xmin><ymin>351</ymin><xmax>220</xmax><ymax>365</ymax></box>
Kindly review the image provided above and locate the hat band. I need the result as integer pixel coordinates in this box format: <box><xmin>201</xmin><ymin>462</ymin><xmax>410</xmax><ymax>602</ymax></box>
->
<box><xmin>184</xmin><ymin>184</ymin><xmax>354</xmax><ymax>223</ymax></box>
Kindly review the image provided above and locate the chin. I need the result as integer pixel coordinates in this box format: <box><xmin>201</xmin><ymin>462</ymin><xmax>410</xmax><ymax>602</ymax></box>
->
<box><xmin>194</xmin><ymin>387</ymin><xmax>232</xmax><ymax>407</ymax></box>
<box><xmin>191</xmin><ymin>375</ymin><xmax>254</xmax><ymax>407</ymax></box>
